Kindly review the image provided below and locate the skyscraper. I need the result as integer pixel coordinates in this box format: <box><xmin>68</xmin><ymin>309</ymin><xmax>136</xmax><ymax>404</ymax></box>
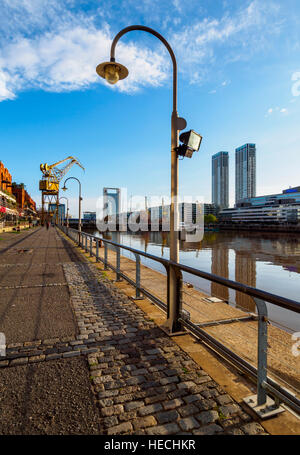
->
<box><xmin>235</xmin><ymin>143</ymin><xmax>256</xmax><ymax>204</ymax></box>
<box><xmin>212</xmin><ymin>152</ymin><xmax>229</xmax><ymax>209</ymax></box>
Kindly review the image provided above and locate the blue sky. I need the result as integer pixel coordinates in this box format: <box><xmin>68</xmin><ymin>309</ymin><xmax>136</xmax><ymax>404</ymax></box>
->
<box><xmin>0</xmin><ymin>0</ymin><xmax>300</xmax><ymax>215</ymax></box>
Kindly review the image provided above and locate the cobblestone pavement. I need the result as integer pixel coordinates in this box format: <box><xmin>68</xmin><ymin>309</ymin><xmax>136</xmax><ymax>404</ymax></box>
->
<box><xmin>63</xmin><ymin>256</ymin><xmax>267</xmax><ymax>435</ymax></box>
<box><xmin>0</xmin><ymin>227</ymin><xmax>267</xmax><ymax>435</ymax></box>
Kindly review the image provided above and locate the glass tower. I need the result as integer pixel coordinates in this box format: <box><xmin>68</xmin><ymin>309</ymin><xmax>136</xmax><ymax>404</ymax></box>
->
<box><xmin>212</xmin><ymin>151</ymin><xmax>229</xmax><ymax>209</ymax></box>
<box><xmin>235</xmin><ymin>143</ymin><xmax>256</xmax><ymax>204</ymax></box>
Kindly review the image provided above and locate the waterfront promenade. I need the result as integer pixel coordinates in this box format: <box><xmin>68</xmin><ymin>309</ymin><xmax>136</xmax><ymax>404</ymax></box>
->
<box><xmin>0</xmin><ymin>226</ymin><xmax>296</xmax><ymax>434</ymax></box>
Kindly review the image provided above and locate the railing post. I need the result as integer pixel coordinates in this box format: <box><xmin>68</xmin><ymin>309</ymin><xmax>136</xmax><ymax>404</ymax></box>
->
<box><xmin>243</xmin><ymin>297</ymin><xmax>283</xmax><ymax>418</ymax></box>
<box><xmin>96</xmin><ymin>239</ymin><xmax>99</xmax><ymax>262</ymax></box>
<box><xmin>254</xmin><ymin>297</ymin><xmax>268</xmax><ymax>406</ymax></box>
<box><xmin>104</xmin><ymin>243</ymin><xmax>108</xmax><ymax>270</ymax></box>
<box><xmin>116</xmin><ymin>246</ymin><xmax>121</xmax><ymax>281</ymax></box>
<box><xmin>133</xmin><ymin>253</ymin><xmax>143</xmax><ymax>299</ymax></box>
<box><xmin>164</xmin><ymin>265</ymin><xmax>182</xmax><ymax>333</ymax></box>
<box><xmin>90</xmin><ymin>237</ymin><xmax>93</xmax><ymax>257</ymax></box>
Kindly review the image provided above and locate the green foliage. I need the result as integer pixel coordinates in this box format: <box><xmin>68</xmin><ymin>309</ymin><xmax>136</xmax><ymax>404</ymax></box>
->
<box><xmin>12</xmin><ymin>182</ymin><xmax>25</xmax><ymax>189</ymax></box>
<box><xmin>204</xmin><ymin>214</ymin><xmax>218</xmax><ymax>224</ymax></box>
<box><xmin>216</xmin><ymin>406</ymin><xmax>227</xmax><ymax>421</ymax></box>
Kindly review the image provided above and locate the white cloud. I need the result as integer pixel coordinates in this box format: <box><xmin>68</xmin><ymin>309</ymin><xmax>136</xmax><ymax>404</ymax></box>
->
<box><xmin>171</xmin><ymin>0</ymin><xmax>283</xmax><ymax>72</ymax></box>
<box><xmin>0</xmin><ymin>0</ymin><xmax>170</xmax><ymax>101</ymax></box>
<box><xmin>221</xmin><ymin>80</ymin><xmax>231</xmax><ymax>86</ymax></box>
<box><xmin>265</xmin><ymin>106</ymin><xmax>288</xmax><ymax>116</ymax></box>
<box><xmin>0</xmin><ymin>0</ymin><xmax>289</xmax><ymax>100</ymax></box>
<box><xmin>0</xmin><ymin>24</ymin><xmax>168</xmax><ymax>100</ymax></box>
<box><xmin>0</xmin><ymin>71</ymin><xmax>16</xmax><ymax>101</ymax></box>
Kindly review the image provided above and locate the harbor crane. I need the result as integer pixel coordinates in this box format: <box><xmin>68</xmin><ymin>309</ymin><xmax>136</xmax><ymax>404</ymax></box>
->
<box><xmin>39</xmin><ymin>156</ymin><xmax>84</xmax><ymax>224</ymax></box>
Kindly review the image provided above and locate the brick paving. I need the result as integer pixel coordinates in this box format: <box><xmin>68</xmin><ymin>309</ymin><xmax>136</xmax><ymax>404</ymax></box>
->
<box><xmin>0</xmin><ymin>227</ymin><xmax>268</xmax><ymax>435</ymax></box>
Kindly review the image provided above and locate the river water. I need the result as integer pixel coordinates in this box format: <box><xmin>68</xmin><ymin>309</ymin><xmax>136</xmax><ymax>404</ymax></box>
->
<box><xmin>91</xmin><ymin>229</ymin><xmax>300</xmax><ymax>333</ymax></box>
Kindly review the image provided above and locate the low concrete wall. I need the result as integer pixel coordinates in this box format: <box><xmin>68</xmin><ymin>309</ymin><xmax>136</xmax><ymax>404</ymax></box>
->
<box><xmin>0</xmin><ymin>223</ymin><xmax>30</xmax><ymax>233</ymax></box>
<box><xmin>219</xmin><ymin>224</ymin><xmax>300</xmax><ymax>233</ymax></box>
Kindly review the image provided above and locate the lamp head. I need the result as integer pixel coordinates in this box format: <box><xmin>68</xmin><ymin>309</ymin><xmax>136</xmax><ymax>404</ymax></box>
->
<box><xmin>62</xmin><ymin>186</ymin><xmax>67</xmax><ymax>192</ymax></box>
<box><xmin>176</xmin><ymin>130</ymin><xmax>203</xmax><ymax>159</ymax></box>
<box><xmin>96</xmin><ymin>61</ymin><xmax>129</xmax><ymax>85</ymax></box>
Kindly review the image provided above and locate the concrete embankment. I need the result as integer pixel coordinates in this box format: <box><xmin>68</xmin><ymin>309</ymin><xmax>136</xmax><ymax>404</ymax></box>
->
<box><xmin>219</xmin><ymin>224</ymin><xmax>300</xmax><ymax>233</ymax></box>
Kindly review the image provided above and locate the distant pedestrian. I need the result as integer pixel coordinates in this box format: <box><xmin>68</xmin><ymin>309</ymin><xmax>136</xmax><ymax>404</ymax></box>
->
<box><xmin>46</xmin><ymin>221</ymin><xmax>50</xmax><ymax>230</ymax></box>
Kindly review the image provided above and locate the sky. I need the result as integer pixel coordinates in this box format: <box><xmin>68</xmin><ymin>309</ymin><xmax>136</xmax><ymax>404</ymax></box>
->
<box><xmin>0</xmin><ymin>0</ymin><xmax>300</xmax><ymax>216</ymax></box>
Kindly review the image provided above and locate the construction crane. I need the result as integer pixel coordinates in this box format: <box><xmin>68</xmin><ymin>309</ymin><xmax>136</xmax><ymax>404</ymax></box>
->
<box><xmin>39</xmin><ymin>156</ymin><xmax>84</xmax><ymax>224</ymax></box>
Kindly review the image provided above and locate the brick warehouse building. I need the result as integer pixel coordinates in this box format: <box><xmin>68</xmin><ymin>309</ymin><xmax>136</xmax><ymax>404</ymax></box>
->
<box><xmin>12</xmin><ymin>184</ymin><xmax>37</xmax><ymax>213</ymax></box>
<box><xmin>0</xmin><ymin>161</ymin><xmax>13</xmax><ymax>194</ymax></box>
<box><xmin>0</xmin><ymin>161</ymin><xmax>36</xmax><ymax>217</ymax></box>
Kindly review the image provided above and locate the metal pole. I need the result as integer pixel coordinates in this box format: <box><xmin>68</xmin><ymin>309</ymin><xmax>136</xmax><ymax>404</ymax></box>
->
<box><xmin>62</xmin><ymin>177</ymin><xmax>82</xmax><ymax>245</ymax></box>
<box><xmin>116</xmin><ymin>246</ymin><xmax>121</xmax><ymax>281</ymax></box>
<box><xmin>78</xmin><ymin>182</ymin><xmax>82</xmax><ymax>246</ymax></box>
<box><xmin>96</xmin><ymin>239</ymin><xmax>99</xmax><ymax>262</ymax></box>
<box><xmin>169</xmin><ymin>110</ymin><xmax>181</xmax><ymax>332</ymax></box>
<box><xmin>56</xmin><ymin>192</ymin><xmax>59</xmax><ymax>225</ymax></box>
<box><xmin>110</xmin><ymin>25</ymin><xmax>185</xmax><ymax>333</ymax></box>
<box><xmin>134</xmin><ymin>253</ymin><xmax>143</xmax><ymax>300</ymax></box>
<box><xmin>253</xmin><ymin>298</ymin><xmax>268</xmax><ymax>406</ymax></box>
<box><xmin>104</xmin><ymin>243</ymin><xmax>108</xmax><ymax>270</ymax></box>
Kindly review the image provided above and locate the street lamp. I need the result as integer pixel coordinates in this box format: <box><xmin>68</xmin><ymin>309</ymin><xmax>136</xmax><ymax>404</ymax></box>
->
<box><xmin>62</xmin><ymin>177</ymin><xmax>82</xmax><ymax>244</ymax></box>
<box><xmin>96</xmin><ymin>25</ymin><xmax>191</xmax><ymax>332</ymax></box>
<box><xmin>59</xmin><ymin>196</ymin><xmax>69</xmax><ymax>227</ymax></box>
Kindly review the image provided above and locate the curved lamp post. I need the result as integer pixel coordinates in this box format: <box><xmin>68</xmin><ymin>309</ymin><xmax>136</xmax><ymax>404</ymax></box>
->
<box><xmin>96</xmin><ymin>26</ymin><xmax>187</xmax><ymax>332</ymax></box>
<box><xmin>62</xmin><ymin>177</ymin><xmax>82</xmax><ymax>244</ymax></box>
<box><xmin>59</xmin><ymin>196</ymin><xmax>69</xmax><ymax>227</ymax></box>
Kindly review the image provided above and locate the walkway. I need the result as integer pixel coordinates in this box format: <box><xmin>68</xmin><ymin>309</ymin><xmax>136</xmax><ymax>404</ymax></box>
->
<box><xmin>0</xmin><ymin>226</ymin><xmax>267</xmax><ymax>435</ymax></box>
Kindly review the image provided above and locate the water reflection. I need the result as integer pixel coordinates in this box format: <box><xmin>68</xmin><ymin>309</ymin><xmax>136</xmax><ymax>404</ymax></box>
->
<box><xmin>211</xmin><ymin>244</ymin><xmax>229</xmax><ymax>303</ymax></box>
<box><xmin>92</xmin><ymin>229</ymin><xmax>300</xmax><ymax>332</ymax></box>
<box><xmin>235</xmin><ymin>253</ymin><xmax>256</xmax><ymax>312</ymax></box>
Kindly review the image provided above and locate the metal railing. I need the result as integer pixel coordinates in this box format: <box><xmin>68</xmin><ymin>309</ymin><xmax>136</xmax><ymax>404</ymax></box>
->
<box><xmin>59</xmin><ymin>225</ymin><xmax>300</xmax><ymax>417</ymax></box>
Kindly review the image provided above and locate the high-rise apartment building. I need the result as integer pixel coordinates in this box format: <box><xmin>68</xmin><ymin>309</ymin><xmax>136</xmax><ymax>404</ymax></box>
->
<box><xmin>235</xmin><ymin>143</ymin><xmax>256</xmax><ymax>204</ymax></box>
<box><xmin>212</xmin><ymin>152</ymin><xmax>229</xmax><ymax>209</ymax></box>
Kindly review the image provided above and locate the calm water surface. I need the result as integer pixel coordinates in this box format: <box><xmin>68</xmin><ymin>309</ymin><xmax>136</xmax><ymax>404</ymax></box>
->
<box><xmin>92</xmin><ymin>230</ymin><xmax>300</xmax><ymax>333</ymax></box>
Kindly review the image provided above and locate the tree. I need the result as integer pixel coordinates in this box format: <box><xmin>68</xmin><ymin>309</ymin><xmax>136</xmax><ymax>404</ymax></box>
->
<box><xmin>204</xmin><ymin>214</ymin><xmax>218</xmax><ymax>225</ymax></box>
